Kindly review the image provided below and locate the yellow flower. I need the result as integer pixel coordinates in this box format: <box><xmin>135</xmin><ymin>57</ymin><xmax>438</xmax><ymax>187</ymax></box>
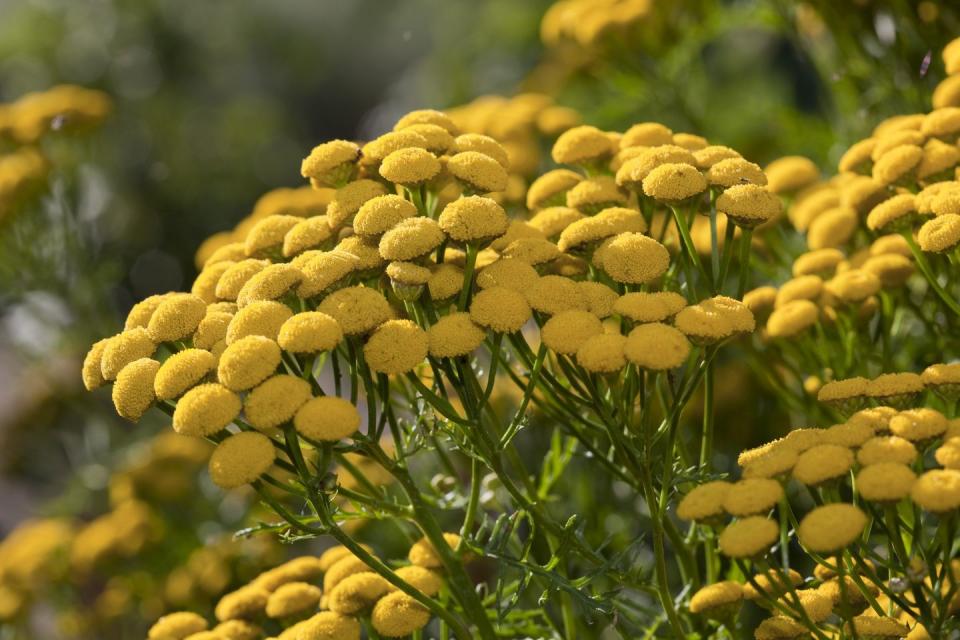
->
<box><xmin>566</xmin><ymin>176</ymin><xmax>627</xmax><ymax>213</ymax></box>
<box><xmin>593</xmin><ymin>232</ymin><xmax>669</xmax><ymax>285</ymax></box>
<box><xmin>112</xmin><ymin>358</ymin><xmax>160</xmax><ymax>421</ymax></box>
<box><xmin>792</xmin><ymin>248</ymin><xmax>845</xmax><ymax>277</ymax></box>
<box><xmin>327</xmin><ymin>573</ymin><xmax>391</xmax><ymax>614</ymax></box>
<box><xmin>379</xmin><ymin>217</ymin><xmax>445</xmax><ymax>261</ymax></box>
<box><xmin>438</xmin><ymin>195</ymin><xmax>509</xmax><ymax>242</ymax></box>
<box><xmin>817</xmin><ymin>377</ymin><xmax>868</xmax><ymax>406</ymax></box>
<box><xmin>616</xmin><ymin>145</ymin><xmax>697</xmax><ymax>188</ymax></box>
<box><xmin>824</xmin><ymin>269</ymin><xmax>881</xmax><ymax>303</ymax></box>
<box><xmin>838</xmin><ymin>137</ymin><xmax>876</xmax><ymax>173</ymax></box>
<box><xmin>172</xmin><ymin>383</ymin><xmax>241</xmax><ymax>437</ymax></box>
<box><xmin>528</xmin><ymin>206</ymin><xmax>584</xmax><ymax>239</ymax></box>
<box><xmin>723</xmin><ymin>478</ymin><xmax>784</xmax><ymax>517</ymax></box>
<box><xmin>100</xmin><ymin>328</ymin><xmax>157</xmax><ymax>381</ymax></box>
<box><xmin>935</xmin><ymin>437</ymin><xmax>960</xmax><ymax>469</ymax></box>
<box><xmin>525</xmin><ymin>275</ymin><xmax>588</xmax><ymax>315</ymax></box>
<box><xmin>216</xmin><ymin>259</ymin><xmax>270</xmax><ymax>301</ymax></box>
<box><xmin>395</xmin><ymin>109</ymin><xmax>458</xmax><ymax>134</ymax></box>
<box><xmin>689</xmin><ymin>581</ymin><xmax>743</xmax><ymax>618</ymax></box>
<box><xmin>379</xmin><ymin>147</ymin><xmax>440</xmax><ymax>186</ymax></box>
<box><xmin>217</xmin><ymin>335</ymin><xmax>281</xmax><ymax>391</ymax></box>
<box><xmin>371</xmin><ymin>591</ymin><xmax>430</xmax><ymax>638</ymax></box>
<box><xmin>823</xmin><ymin>421</ymin><xmax>874</xmax><ymax>448</ymax></box>
<box><xmin>621</xmin><ymin>122</ymin><xmax>673</xmax><ymax>148</ymax></box>
<box><xmin>363</xmin><ymin>320</ymin><xmax>428</xmax><ymax>375</ymax></box>
<box><xmin>500</xmin><ymin>237</ymin><xmax>559</xmax><ymax>266</ymax></box>
<box><xmin>155</xmin><ymin>349</ymin><xmax>216</xmax><ymax>400</ymax></box>
<box><xmin>278</xmin><ymin>312</ymin><xmax>343</xmax><ymax>354</ymax></box>
<box><xmin>705</xmin><ymin>157</ymin><xmax>767</xmax><ymax>188</ymax></box>
<box><xmin>841</xmin><ymin>176</ymin><xmax>887</xmax><ymax>215</ymax></box>
<box><xmin>775</xmin><ymin>275</ymin><xmax>823</xmax><ymax>308</ymax></box>
<box><xmin>846</xmin><ymin>616</ymin><xmax>909</xmax><ymax>638</ymax></box>
<box><xmin>541</xmin><ymin>310</ymin><xmax>603</xmax><ymax>355</ymax></box>
<box><xmin>741</xmin><ymin>445</ymin><xmax>799</xmax><ymax>480</ymax></box>
<box><xmin>225</xmin><ymin>300</ymin><xmax>294</xmax><ymax>344</ymax></box>
<box><xmin>921</xmin><ymin>107</ymin><xmax>960</xmax><ymax>139</ymax></box>
<box><xmin>641</xmin><ymin>162</ymin><xmax>707</xmax><ymax>202</ymax></box>
<box><xmin>792</xmin><ymin>444</ymin><xmax>854</xmax><ymax>486</ymax></box>
<box><xmin>208</xmin><ymin>432</ymin><xmax>275</xmax><ymax>489</ymax></box>
<box><xmin>353</xmin><ymin>195</ymin><xmax>417</xmax><ymax>238</ymax></box>
<box><xmin>296</xmin><ymin>611</ymin><xmax>361</xmax><ymax>640</ymax></box>
<box><xmin>889</xmin><ymin>408</ymin><xmax>947</xmax><ymax>442</ymax></box>
<box><xmin>255</xmin><ymin>556</ymin><xmax>326</xmax><ymax>590</ymax></box>
<box><xmin>427</xmin><ymin>312</ymin><xmax>486</xmax><ymax>358</ymax></box>
<box><xmin>215</xmin><ymin>585</ymin><xmax>269</xmax><ymax>621</ymax></box>
<box><xmin>693</xmin><ymin>145</ymin><xmax>741</xmax><ymax>169</ymax></box>
<box><xmin>392</xmin><ymin>566</ymin><xmax>444</xmax><ymax>596</ymax></box>
<box><xmin>300</xmin><ymin>140</ymin><xmax>360</xmax><ymax>187</ymax></box>
<box><xmin>148</xmin><ymin>611</ymin><xmax>208</xmax><ymax>640</ymax></box>
<box><xmin>452</xmin><ymin>133</ymin><xmax>509</xmax><ymax>168</ymax></box>
<box><xmin>866</xmin><ymin>372</ymin><xmax>924</xmax><ymax>403</ymax></box>
<box><xmin>718</xmin><ymin>516</ymin><xmax>778</xmax><ymax>558</ymax></box>
<box><xmin>743</xmin><ymin>286</ymin><xmax>777</xmax><ymax>316</ymax></box>
<box><xmin>861</xmin><ymin>253</ymin><xmax>913</xmax><ymax>288</ymax></box>
<box><xmin>408</xmin><ymin>533</ymin><xmax>462</xmax><ymax>569</ymax></box>
<box><xmin>716</xmin><ymin>184</ymin><xmax>781</xmax><ymax>228</ymax></box>
<box><xmin>676</xmin><ymin>480</ymin><xmax>732</xmax><ymax>523</ymax></box>
<box><xmin>361</xmin><ymin>130</ymin><xmax>429</xmax><ymax>165</ymax></box>
<box><xmin>797</xmin><ymin>503</ymin><xmax>867</xmax><ymax>553</ymax></box>
<box><xmin>282</xmin><ymin>215</ymin><xmax>335</xmax><ymax>257</ymax></box>
<box><xmin>401</xmin><ymin>123</ymin><xmax>454</xmax><ymax>154</ymax></box>
<box><xmin>910</xmin><ymin>469</ymin><xmax>960</xmax><ymax>512</ymax></box>
<box><xmin>743</xmin><ymin>568</ymin><xmax>803</xmax><ymax>601</ymax></box>
<box><xmin>244</xmin><ymin>375</ymin><xmax>312</xmax><ymax>431</ymax></box>
<box><xmin>866</xmin><ymin>193</ymin><xmax>919</xmax><ymax>232</ymax></box>
<box><xmin>753</xmin><ymin>616</ymin><xmax>807</xmax><ymax>640</ymax></box>
<box><xmin>578</xmin><ymin>281</ymin><xmax>619</xmax><ymax>318</ymax></box>
<box><xmin>244</xmin><ymin>215</ymin><xmax>302</xmax><ymax>257</ymax></box>
<box><xmin>317</xmin><ymin>286</ymin><xmax>393</xmax><ymax>336</ymax></box>
<box><xmin>296</xmin><ymin>250</ymin><xmax>360</xmax><ymax>298</ymax></box>
<box><xmin>326</xmin><ymin>179</ymin><xmax>389</xmax><ymax>228</ymax></box>
<box><xmin>192</xmin><ymin>262</ymin><xmax>234</xmax><ymax>303</ymax></box>
<box><xmin>477</xmin><ymin>257</ymin><xmax>540</xmax><ymax>292</ymax></box>
<box><xmin>764</xmin><ymin>156</ymin><xmax>819</xmax><ymax>194</ymax></box>
<box><xmin>857</xmin><ymin>436</ymin><xmax>918</xmax><ymax>466</ymax></box>
<box><xmin>447</xmin><ymin>151</ymin><xmax>508</xmax><ymax>193</ymax></box>
<box><xmin>577</xmin><ymin>332</ymin><xmax>627</xmax><ymax>373</ymax></box>
<box><xmin>551</xmin><ymin>125</ymin><xmax>613</xmax><ymax>165</ymax></box>
<box><xmin>624</xmin><ymin>323</ymin><xmax>690</xmax><ymax>371</ymax></box>
<box><xmin>872</xmin><ymin>144</ymin><xmax>923</xmax><ymax>185</ymax></box>
<box><xmin>212</xmin><ymin>620</ymin><xmax>261</xmax><ymax>640</ymax></box>
<box><xmin>557</xmin><ymin>206</ymin><xmax>646</xmax><ymax>253</ymax></box>
<box><xmin>294</xmin><ymin>396</ymin><xmax>361</xmax><ymax>442</ymax></box>
<box><xmin>265</xmin><ymin>581</ymin><xmax>322</xmax><ymax>618</ymax></box>
<box><xmin>469</xmin><ymin>287</ymin><xmax>531</xmax><ymax>333</ymax></box>
<box><xmin>526</xmin><ymin>169</ymin><xmax>583</xmax><ymax>210</ymax></box>
<box><xmin>856</xmin><ymin>463</ymin><xmax>916</xmax><ymax>503</ymax></box>
<box><xmin>427</xmin><ymin>263</ymin><xmax>465</xmax><ymax>301</ymax></box>
<box><xmin>918</xmin><ymin>213</ymin><xmax>960</xmax><ymax>253</ymax></box>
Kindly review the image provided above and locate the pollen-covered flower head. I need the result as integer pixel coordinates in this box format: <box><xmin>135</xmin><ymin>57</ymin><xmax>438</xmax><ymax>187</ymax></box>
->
<box><xmin>526</xmin><ymin>169</ymin><xmax>583</xmax><ymax>210</ymax></box>
<box><xmin>911</xmin><ymin>469</ymin><xmax>960</xmax><ymax>512</ymax></box>
<box><xmin>236</xmin><ymin>263</ymin><xmax>303</xmax><ymax>307</ymax></box>
<box><xmin>624</xmin><ymin>323</ymin><xmax>690</xmax><ymax>371</ymax></box>
<box><xmin>557</xmin><ymin>206</ymin><xmax>646</xmax><ymax>253</ymax></box>
<box><xmin>353</xmin><ymin>195</ymin><xmax>417</xmax><ymax>238</ymax></box>
<box><xmin>716</xmin><ymin>184</ymin><xmax>782</xmax><ymax>228</ymax></box>
<box><xmin>541</xmin><ymin>310</ymin><xmax>603</xmax><ymax>355</ymax></box>
<box><xmin>217</xmin><ymin>335</ymin><xmax>281</xmax><ymax>391</ymax></box>
<box><xmin>797</xmin><ymin>503</ymin><xmax>867</xmax><ymax>553</ymax></box>
<box><xmin>295</xmin><ymin>250</ymin><xmax>360</xmax><ymax>298</ymax></box>
<box><xmin>326</xmin><ymin>179</ymin><xmax>389</xmax><ymax>228</ymax></box>
<box><xmin>379</xmin><ymin>147</ymin><xmax>440</xmax><ymax>186</ymax></box>
<box><xmin>872</xmin><ymin>144</ymin><xmax>923</xmax><ymax>185</ymax></box>
<box><xmin>525</xmin><ymin>275</ymin><xmax>588</xmax><ymax>315</ymax></box>
<box><xmin>155</xmin><ymin>349</ymin><xmax>216</xmax><ymax>400</ymax></box>
<box><xmin>551</xmin><ymin>125</ymin><xmax>614</xmax><ymax>165</ymax></box>
<box><xmin>148</xmin><ymin>611</ymin><xmax>208</xmax><ymax>640</ymax></box>
<box><xmin>244</xmin><ymin>215</ymin><xmax>302</xmax><ymax>258</ymax></box>
<box><xmin>889</xmin><ymin>407</ymin><xmax>948</xmax><ymax>442</ymax></box>
<box><xmin>427</xmin><ymin>263</ymin><xmax>465</xmax><ymax>301</ymax></box>
<box><xmin>438</xmin><ymin>195</ymin><xmax>508</xmax><ymax>242</ymax></box>
<box><xmin>616</xmin><ymin>145</ymin><xmax>697</xmax><ymax>188</ymax></box>
<box><xmin>824</xmin><ymin>269</ymin><xmax>881</xmax><ymax>303</ymax></box>
<box><xmin>447</xmin><ymin>151</ymin><xmax>508</xmax><ymax>193</ymax></box>
<box><xmin>593</xmin><ymin>232</ymin><xmax>669</xmax><ymax>285</ymax></box>
<box><xmin>676</xmin><ymin>481</ymin><xmax>731</xmax><ymax>523</ymax></box>
<box><xmin>244</xmin><ymin>375</ymin><xmax>312</xmax><ymax>431</ymax></box>
<box><xmin>792</xmin><ymin>444</ymin><xmax>854</xmax><ymax>486</ymax></box>
<box><xmin>172</xmin><ymin>383</ymin><xmax>241</xmax><ymax>437</ymax></box>
<box><xmin>363</xmin><ymin>320</ymin><xmax>428</xmax><ymax>375</ymax></box>
<box><xmin>147</xmin><ymin>294</ymin><xmax>207</xmax><ymax>343</ymax></box>
<box><xmin>301</xmin><ymin>140</ymin><xmax>360</xmax><ymax>187</ymax></box>
<box><xmin>327</xmin><ymin>572</ymin><xmax>391</xmax><ymax>614</ymax></box>
<box><xmin>293</xmin><ymin>395</ymin><xmax>361</xmax><ymax>442</ymax></box>
<box><xmin>866</xmin><ymin>193</ymin><xmax>920</xmax><ymax>233</ymax></box>
<box><xmin>317</xmin><ymin>286</ymin><xmax>393</xmax><ymax>335</ymax></box>
<box><xmin>112</xmin><ymin>358</ymin><xmax>160</xmax><ymax>421</ymax></box>
<box><xmin>689</xmin><ymin>581</ymin><xmax>743</xmax><ymax>619</ymax></box>
<box><xmin>765</xmin><ymin>299</ymin><xmax>819</xmax><ymax>339</ymax></box>
<box><xmin>469</xmin><ymin>287</ymin><xmax>531</xmax><ymax>333</ymax></box>
<box><xmin>792</xmin><ymin>248</ymin><xmax>845</xmax><ymax>278</ymax></box>
<box><xmin>208</xmin><ymin>431</ymin><xmax>275</xmax><ymax>489</ymax></box>
<box><xmin>764</xmin><ymin>156</ymin><xmax>819</xmax><ymax>194</ymax></box>
<box><xmin>371</xmin><ymin>591</ymin><xmax>430</xmax><ymax>638</ymax></box>
<box><xmin>265</xmin><ymin>581</ymin><xmax>322</xmax><ymax>618</ymax></box>
<box><xmin>620</xmin><ymin>122</ymin><xmax>673</xmax><ymax>148</ymax></box>
<box><xmin>614</xmin><ymin>291</ymin><xmax>687</xmax><ymax>323</ymax></box>
<box><xmin>705</xmin><ymin>157</ymin><xmax>767</xmax><ymax>188</ymax></box>
<box><xmin>857</xmin><ymin>435</ymin><xmax>917</xmax><ymax>466</ymax></box>
<box><xmin>922</xmin><ymin>106</ymin><xmax>960</xmax><ymax>139</ymax></box>
<box><xmin>452</xmin><ymin>133</ymin><xmax>509</xmax><ymax>168</ymax></box>
<box><xmin>718</xmin><ymin>516</ymin><xmax>778</xmax><ymax>558</ymax></box>
<box><xmin>576</xmin><ymin>333</ymin><xmax>627</xmax><ymax>373</ymax></box>
<box><xmin>642</xmin><ymin>162</ymin><xmax>707</xmax><ymax>202</ymax></box>
<box><xmin>775</xmin><ymin>275</ymin><xmax>823</xmax><ymax>308</ymax></box>
<box><xmin>477</xmin><ymin>257</ymin><xmax>540</xmax><ymax>292</ymax></box>
<box><xmin>379</xmin><ymin>217</ymin><xmax>445</xmax><ymax>261</ymax></box>
<box><xmin>277</xmin><ymin>311</ymin><xmax>342</xmax><ymax>354</ymax></box>
<box><xmin>866</xmin><ymin>372</ymin><xmax>924</xmax><ymax>405</ymax></box>
<box><xmin>918</xmin><ymin>213</ymin><xmax>960</xmax><ymax>253</ymax></box>
<box><xmin>225</xmin><ymin>301</ymin><xmax>293</xmax><ymax>344</ymax></box>
<box><xmin>216</xmin><ymin>259</ymin><xmax>269</xmax><ymax>301</ymax></box>
<box><xmin>693</xmin><ymin>145</ymin><xmax>741</xmax><ymax>169</ymax></box>
<box><xmin>427</xmin><ymin>312</ymin><xmax>485</xmax><ymax>358</ymax></box>
<box><xmin>722</xmin><ymin>478</ymin><xmax>784</xmax><ymax>517</ymax></box>
<box><xmin>565</xmin><ymin>176</ymin><xmax>627</xmax><ymax>213</ymax></box>
<box><xmin>856</xmin><ymin>463</ymin><xmax>916</xmax><ymax>503</ymax></box>
<box><xmin>282</xmin><ymin>216</ymin><xmax>335</xmax><ymax>258</ymax></box>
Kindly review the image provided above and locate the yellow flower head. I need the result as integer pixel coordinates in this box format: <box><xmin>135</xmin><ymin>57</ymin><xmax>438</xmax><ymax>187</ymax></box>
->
<box><xmin>676</xmin><ymin>481</ymin><xmax>732</xmax><ymax>523</ymax></box>
<box><xmin>296</xmin><ymin>611</ymin><xmax>361</xmax><ymax>640</ymax></box>
<box><xmin>823</xmin><ymin>421</ymin><xmax>874</xmax><ymax>448</ymax></box>
<box><xmin>741</xmin><ymin>445</ymin><xmax>799</xmax><ymax>479</ymax></box>
<box><xmin>792</xmin><ymin>444</ymin><xmax>854</xmax><ymax>486</ymax></box>
<box><xmin>215</xmin><ymin>585</ymin><xmax>269</xmax><ymax>621</ymax></box>
<box><xmin>716</xmin><ymin>184</ymin><xmax>782</xmax><ymax>228</ymax></box>
<box><xmin>278</xmin><ymin>312</ymin><xmax>343</xmax><ymax>354</ymax></box>
<box><xmin>401</xmin><ymin>123</ymin><xmax>455</xmax><ymax>154</ymax></box>
<box><xmin>866</xmin><ymin>372</ymin><xmax>924</xmax><ymax>403</ymax></box>
<box><xmin>616</xmin><ymin>145</ymin><xmax>697</xmax><ymax>188</ymax></box>
<box><xmin>872</xmin><ymin>144</ymin><xmax>923</xmax><ymax>185</ymax></box>
<box><xmin>427</xmin><ymin>312</ymin><xmax>486</xmax><ymax>358</ymax></box>
<box><xmin>244</xmin><ymin>215</ymin><xmax>302</xmax><ymax>258</ymax></box>
<box><xmin>861</xmin><ymin>253</ymin><xmax>913</xmax><ymax>288</ymax></box>
<box><xmin>742</xmin><ymin>286</ymin><xmax>777</xmax><ymax>317</ymax></box>
<box><xmin>857</xmin><ymin>435</ymin><xmax>918</xmax><ymax>466</ymax></box>
<box><xmin>216</xmin><ymin>259</ymin><xmax>269</xmax><ymax>301</ymax></box>
<box><xmin>326</xmin><ymin>179</ymin><xmax>389</xmax><ymax>228</ymax></box>
<box><xmin>824</xmin><ymin>269</ymin><xmax>881</xmax><ymax>303</ymax></box>
<box><xmin>408</xmin><ymin>533</ymin><xmax>462</xmax><ymax>569</ymax></box>
<box><xmin>112</xmin><ymin>358</ymin><xmax>160</xmax><ymax>421</ymax></box>
<box><xmin>281</xmin><ymin>215</ymin><xmax>334</xmax><ymax>258</ymax></box>
<box><xmin>856</xmin><ymin>462</ymin><xmax>916</xmax><ymax>503</ymax></box>
<box><xmin>148</xmin><ymin>611</ymin><xmax>208</xmax><ymax>640</ymax></box>
<box><xmin>912</xmin><ymin>469</ymin><xmax>960</xmax><ymax>512</ymax></box>
<box><xmin>936</xmin><ymin>437</ymin><xmax>960</xmax><ymax>470</ymax></box>
<box><xmin>208</xmin><ymin>431</ymin><xmax>275</xmax><ymax>490</ymax></box>
<box><xmin>693</xmin><ymin>145</ymin><xmax>741</xmax><ymax>169</ymax></box>
<box><xmin>624</xmin><ymin>323</ymin><xmax>691</xmax><ymax>371</ymax></box>
<box><xmin>317</xmin><ymin>286</ymin><xmax>393</xmax><ymax>335</ymax></box>
<box><xmin>792</xmin><ymin>248</ymin><xmax>845</xmax><ymax>278</ymax></box>
<box><xmin>447</xmin><ymin>151</ymin><xmax>509</xmax><ymax>193</ymax></box>
<box><xmin>775</xmin><ymin>275</ymin><xmax>823</xmax><ymax>308</ymax></box>
<box><xmin>621</xmin><ymin>122</ymin><xmax>673</xmax><ymax>148</ymax></box>
<box><xmin>361</xmin><ymin>130</ymin><xmax>429</xmax><ymax>165</ymax></box>
<box><xmin>765</xmin><ymin>299</ymin><xmax>819</xmax><ymax>338</ymax></box>
<box><xmin>363</xmin><ymin>320</ymin><xmax>428</xmax><ymax>375</ymax></box>
<box><xmin>578</xmin><ymin>281</ymin><xmax>619</xmax><ymax>318</ymax></box>
<box><xmin>452</xmin><ymin>133</ymin><xmax>509</xmax><ymax>168</ymax></box>
<box><xmin>353</xmin><ymin>195</ymin><xmax>417</xmax><ymax>238</ymax></box>
<box><xmin>846</xmin><ymin>617</ymin><xmax>909</xmax><ymax>639</ymax></box>
<box><xmin>807</xmin><ymin>206</ymin><xmax>857</xmax><ymax>251</ymax></box>
<box><xmin>576</xmin><ymin>333</ymin><xmax>627</xmax><ymax>373</ymax></box>
<box><xmin>294</xmin><ymin>395</ymin><xmax>361</xmax><ymax>442</ymax></box>
<box><xmin>889</xmin><ymin>407</ymin><xmax>948</xmax><ymax>442</ymax></box>
<box><xmin>438</xmin><ymin>195</ymin><xmax>509</xmax><ymax>242</ymax></box>
<box><xmin>718</xmin><ymin>516</ymin><xmax>778</xmax><ymax>558</ymax></box>
<box><xmin>395</xmin><ymin>109</ymin><xmax>458</xmax><ymax>134</ymax></box>
<box><xmin>528</xmin><ymin>206</ymin><xmax>585</xmax><ymax>239</ymax></box>
<box><xmin>379</xmin><ymin>217</ymin><xmax>445</xmax><ymax>261</ymax></box>
<box><xmin>593</xmin><ymin>232</ymin><xmax>669</xmax><ymax>285</ymax></box>
<box><xmin>300</xmin><ymin>140</ymin><xmax>360</xmax><ymax>187</ymax></box>
<box><xmin>82</xmin><ymin>337</ymin><xmax>111</xmax><ymax>390</ymax></box>
<box><xmin>226</xmin><ymin>301</ymin><xmax>293</xmax><ymax>344</ymax></box>
<box><xmin>551</xmin><ymin>125</ymin><xmax>614</xmax><ymax>165</ymax></box>
<box><xmin>173</xmin><ymin>383</ymin><xmax>241</xmax><ymax>437</ymax></box>
<box><xmin>764</xmin><ymin>156</ymin><xmax>819</xmax><ymax>194</ymax></box>
<box><xmin>236</xmin><ymin>263</ymin><xmax>303</xmax><ymax>308</ymax></box>
<box><xmin>327</xmin><ymin>573</ymin><xmax>391</xmax><ymax>614</ymax></box>
<box><xmin>866</xmin><ymin>193</ymin><xmax>919</xmax><ymax>232</ymax></box>
<box><xmin>723</xmin><ymin>478</ymin><xmax>784</xmax><ymax>517</ymax></box>
<box><xmin>470</xmin><ymin>287</ymin><xmax>531</xmax><ymax>333</ymax></box>
<box><xmin>922</xmin><ymin>106</ymin><xmax>960</xmax><ymax>139</ymax></box>
<box><xmin>477</xmin><ymin>258</ymin><xmax>540</xmax><ymax>292</ymax></box>
<box><xmin>917</xmin><ymin>137</ymin><xmax>960</xmax><ymax>179</ymax></box>
<box><xmin>918</xmin><ymin>213</ymin><xmax>960</xmax><ymax>253</ymax></box>
<box><xmin>839</xmin><ymin>137</ymin><xmax>876</xmax><ymax>173</ymax></box>
<box><xmin>379</xmin><ymin>147</ymin><xmax>440</xmax><ymax>186</ymax></box>
<box><xmin>147</xmin><ymin>294</ymin><xmax>207</xmax><ymax>343</ymax></box>
<box><xmin>525</xmin><ymin>275</ymin><xmax>588</xmax><ymax>315</ymax></box>
<box><xmin>296</xmin><ymin>250</ymin><xmax>360</xmax><ymax>298</ymax></box>
<box><xmin>265</xmin><ymin>581</ymin><xmax>322</xmax><ymax>618</ymax></box>
<box><xmin>541</xmin><ymin>310</ymin><xmax>603</xmax><ymax>355</ymax></box>
<box><xmin>557</xmin><ymin>206</ymin><xmax>646</xmax><ymax>253</ymax></box>
<box><xmin>689</xmin><ymin>581</ymin><xmax>744</xmax><ymax>619</ymax></box>
<box><xmin>244</xmin><ymin>375</ymin><xmax>312</xmax><ymax>431</ymax></box>
<box><xmin>799</xmin><ymin>503</ymin><xmax>867</xmax><ymax>553</ymax></box>
<box><xmin>212</xmin><ymin>620</ymin><xmax>261</xmax><ymax>640</ymax></box>
<box><xmin>705</xmin><ymin>157</ymin><xmax>767</xmax><ymax>188</ymax></box>
<box><xmin>393</xmin><ymin>565</ymin><xmax>444</xmax><ymax>596</ymax></box>
<box><xmin>371</xmin><ymin>591</ymin><xmax>430</xmax><ymax>638</ymax></box>
<box><xmin>217</xmin><ymin>335</ymin><xmax>281</xmax><ymax>391</ymax></box>
<box><xmin>566</xmin><ymin>176</ymin><xmax>627</xmax><ymax>213</ymax></box>
<box><xmin>155</xmin><ymin>349</ymin><xmax>216</xmax><ymax>400</ymax></box>
<box><xmin>841</xmin><ymin>176</ymin><xmax>887</xmax><ymax>216</ymax></box>
<box><xmin>526</xmin><ymin>169</ymin><xmax>583</xmax><ymax>210</ymax></box>
<box><xmin>642</xmin><ymin>162</ymin><xmax>707</xmax><ymax>202</ymax></box>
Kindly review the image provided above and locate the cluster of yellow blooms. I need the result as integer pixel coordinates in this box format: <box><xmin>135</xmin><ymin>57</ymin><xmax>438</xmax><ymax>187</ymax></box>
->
<box><xmin>149</xmin><ymin>535</ymin><xmax>458</xmax><ymax>640</ymax></box>
<box><xmin>539</xmin><ymin>0</ymin><xmax>656</xmax><ymax>50</ymax></box>
<box><xmin>0</xmin><ymin>84</ymin><xmax>111</xmax><ymax>221</ymax></box>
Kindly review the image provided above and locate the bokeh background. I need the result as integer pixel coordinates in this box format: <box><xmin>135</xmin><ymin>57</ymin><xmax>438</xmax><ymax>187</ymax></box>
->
<box><xmin>0</xmin><ymin>0</ymin><xmax>958</xmax><ymax>636</ymax></box>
